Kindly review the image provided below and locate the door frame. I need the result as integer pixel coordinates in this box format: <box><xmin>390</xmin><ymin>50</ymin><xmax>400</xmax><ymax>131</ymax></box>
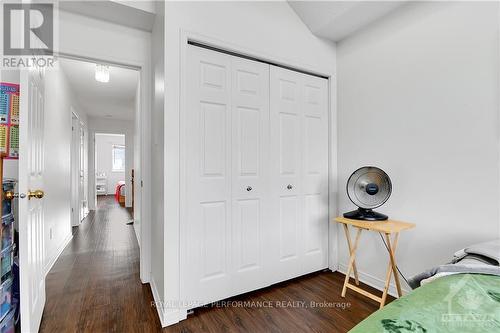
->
<box><xmin>70</xmin><ymin>111</ymin><xmax>79</xmax><ymax>226</ymax></box>
<box><xmin>55</xmin><ymin>51</ymin><xmax>152</xmax><ymax>284</ymax></box>
<box><xmin>70</xmin><ymin>109</ymin><xmax>87</xmax><ymax>226</ymax></box>
<box><xmin>171</xmin><ymin>30</ymin><xmax>337</xmax><ymax>326</ymax></box>
<box><xmin>80</xmin><ymin>120</ymin><xmax>89</xmax><ymax>221</ymax></box>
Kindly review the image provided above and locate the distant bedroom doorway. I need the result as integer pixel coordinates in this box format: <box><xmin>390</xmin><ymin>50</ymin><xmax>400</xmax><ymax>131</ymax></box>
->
<box><xmin>94</xmin><ymin>133</ymin><xmax>132</xmax><ymax>212</ymax></box>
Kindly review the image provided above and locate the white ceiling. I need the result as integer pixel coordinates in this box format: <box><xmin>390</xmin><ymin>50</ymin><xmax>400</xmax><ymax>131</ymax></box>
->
<box><xmin>288</xmin><ymin>1</ymin><xmax>405</xmax><ymax>42</ymax></box>
<box><xmin>59</xmin><ymin>58</ymin><xmax>139</xmax><ymax>121</ymax></box>
<box><xmin>59</xmin><ymin>1</ymin><xmax>400</xmax><ymax>41</ymax></box>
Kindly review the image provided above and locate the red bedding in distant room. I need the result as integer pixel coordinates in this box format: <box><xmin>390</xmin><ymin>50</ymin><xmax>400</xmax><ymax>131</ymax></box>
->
<box><xmin>115</xmin><ymin>181</ymin><xmax>125</xmax><ymax>202</ymax></box>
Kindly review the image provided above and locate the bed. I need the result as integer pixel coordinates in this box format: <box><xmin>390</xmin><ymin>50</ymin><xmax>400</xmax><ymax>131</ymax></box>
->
<box><xmin>115</xmin><ymin>181</ymin><xmax>126</xmax><ymax>206</ymax></box>
<box><xmin>350</xmin><ymin>240</ymin><xmax>500</xmax><ymax>333</ymax></box>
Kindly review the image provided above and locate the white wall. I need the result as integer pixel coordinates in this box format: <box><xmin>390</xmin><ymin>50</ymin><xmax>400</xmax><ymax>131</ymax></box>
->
<box><xmin>44</xmin><ymin>66</ymin><xmax>87</xmax><ymax>273</ymax></box>
<box><xmin>150</xmin><ymin>0</ymin><xmax>165</xmax><ymax>317</ymax></box>
<box><xmin>162</xmin><ymin>1</ymin><xmax>337</xmax><ymax>325</ymax></box>
<box><xmin>88</xmin><ymin>117</ymin><xmax>134</xmax><ymax>208</ymax></box>
<box><xmin>336</xmin><ymin>1</ymin><xmax>500</xmax><ymax>294</ymax></box>
<box><xmin>95</xmin><ymin>134</ymin><xmax>125</xmax><ymax>194</ymax></box>
<box><xmin>59</xmin><ymin>10</ymin><xmax>150</xmax><ymax>67</ymax></box>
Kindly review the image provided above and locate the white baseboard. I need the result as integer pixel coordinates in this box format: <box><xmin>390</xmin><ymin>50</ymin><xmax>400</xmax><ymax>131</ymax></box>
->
<box><xmin>150</xmin><ymin>277</ymin><xmax>167</xmax><ymax>327</ymax></box>
<box><xmin>328</xmin><ymin>262</ymin><xmax>339</xmax><ymax>272</ymax></box>
<box><xmin>149</xmin><ymin>277</ymin><xmax>186</xmax><ymax>327</ymax></box>
<box><xmin>164</xmin><ymin>309</ymin><xmax>184</xmax><ymax>327</ymax></box>
<box><xmin>337</xmin><ymin>263</ymin><xmax>410</xmax><ymax>297</ymax></box>
<box><xmin>44</xmin><ymin>232</ymin><xmax>73</xmax><ymax>276</ymax></box>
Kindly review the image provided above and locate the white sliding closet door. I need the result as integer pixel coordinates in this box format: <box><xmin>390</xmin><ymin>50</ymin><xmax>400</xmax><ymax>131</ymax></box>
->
<box><xmin>185</xmin><ymin>47</ymin><xmax>233</xmax><ymax>305</ymax></box>
<box><xmin>269</xmin><ymin>66</ymin><xmax>329</xmax><ymax>282</ymax></box>
<box><xmin>184</xmin><ymin>45</ymin><xmax>329</xmax><ymax>307</ymax></box>
<box><xmin>230</xmin><ymin>57</ymin><xmax>270</xmax><ymax>295</ymax></box>
<box><xmin>185</xmin><ymin>46</ymin><xmax>270</xmax><ymax>305</ymax></box>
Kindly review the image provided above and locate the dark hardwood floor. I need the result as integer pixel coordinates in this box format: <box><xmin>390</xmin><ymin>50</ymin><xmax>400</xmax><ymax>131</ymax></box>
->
<box><xmin>40</xmin><ymin>195</ymin><xmax>389</xmax><ymax>333</ymax></box>
<box><xmin>40</xmin><ymin>196</ymin><xmax>161</xmax><ymax>332</ymax></box>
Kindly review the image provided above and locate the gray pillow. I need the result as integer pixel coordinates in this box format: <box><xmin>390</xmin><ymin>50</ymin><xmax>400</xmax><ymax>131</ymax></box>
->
<box><xmin>463</xmin><ymin>239</ymin><xmax>500</xmax><ymax>265</ymax></box>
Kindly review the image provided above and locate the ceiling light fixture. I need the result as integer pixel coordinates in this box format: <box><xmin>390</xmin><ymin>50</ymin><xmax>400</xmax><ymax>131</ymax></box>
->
<box><xmin>95</xmin><ymin>64</ymin><xmax>110</xmax><ymax>83</ymax></box>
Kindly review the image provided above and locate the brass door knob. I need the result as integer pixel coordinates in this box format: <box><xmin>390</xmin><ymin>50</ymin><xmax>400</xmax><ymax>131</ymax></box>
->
<box><xmin>27</xmin><ymin>190</ymin><xmax>44</xmax><ymax>200</ymax></box>
<box><xmin>4</xmin><ymin>191</ymin><xmax>17</xmax><ymax>200</ymax></box>
<box><xmin>4</xmin><ymin>191</ymin><xmax>27</xmax><ymax>199</ymax></box>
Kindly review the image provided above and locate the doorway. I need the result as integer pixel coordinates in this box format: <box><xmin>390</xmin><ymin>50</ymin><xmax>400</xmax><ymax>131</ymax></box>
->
<box><xmin>71</xmin><ymin>111</ymin><xmax>88</xmax><ymax>226</ymax></box>
<box><xmin>94</xmin><ymin>133</ymin><xmax>130</xmax><ymax>211</ymax></box>
<box><xmin>58</xmin><ymin>56</ymin><xmax>140</xmax><ymax>233</ymax></box>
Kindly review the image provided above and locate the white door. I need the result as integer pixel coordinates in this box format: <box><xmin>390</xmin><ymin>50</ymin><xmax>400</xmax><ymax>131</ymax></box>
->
<box><xmin>19</xmin><ymin>67</ymin><xmax>46</xmax><ymax>333</ymax></box>
<box><xmin>71</xmin><ymin>114</ymin><xmax>79</xmax><ymax>226</ymax></box>
<box><xmin>269</xmin><ymin>66</ymin><xmax>329</xmax><ymax>281</ymax></box>
<box><xmin>185</xmin><ymin>46</ymin><xmax>272</xmax><ymax>304</ymax></box>
<box><xmin>230</xmin><ymin>57</ymin><xmax>270</xmax><ymax>295</ymax></box>
<box><xmin>79</xmin><ymin>123</ymin><xmax>87</xmax><ymax>221</ymax></box>
<box><xmin>269</xmin><ymin>66</ymin><xmax>303</xmax><ymax>282</ymax></box>
<box><xmin>300</xmin><ymin>72</ymin><xmax>329</xmax><ymax>273</ymax></box>
<box><xmin>185</xmin><ymin>46</ymin><xmax>233</xmax><ymax>305</ymax></box>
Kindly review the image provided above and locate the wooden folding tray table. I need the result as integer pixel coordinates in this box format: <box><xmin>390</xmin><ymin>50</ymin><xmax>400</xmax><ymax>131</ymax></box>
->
<box><xmin>333</xmin><ymin>217</ymin><xmax>415</xmax><ymax>308</ymax></box>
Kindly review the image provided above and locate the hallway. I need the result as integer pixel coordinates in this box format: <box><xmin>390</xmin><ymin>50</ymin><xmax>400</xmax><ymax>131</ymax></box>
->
<box><xmin>39</xmin><ymin>196</ymin><xmax>162</xmax><ymax>332</ymax></box>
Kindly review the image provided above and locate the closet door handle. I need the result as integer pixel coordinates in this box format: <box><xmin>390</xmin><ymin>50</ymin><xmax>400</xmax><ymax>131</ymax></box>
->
<box><xmin>287</xmin><ymin>184</ymin><xmax>293</xmax><ymax>190</ymax></box>
<box><xmin>246</xmin><ymin>186</ymin><xmax>252</xmax><ymax>192</ymax></box>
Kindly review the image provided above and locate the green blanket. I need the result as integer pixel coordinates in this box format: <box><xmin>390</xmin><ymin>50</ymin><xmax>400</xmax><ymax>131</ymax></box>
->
<box><xmin>350</xmin><ymin>274</ymin><xmax>500</xmax><ymax>333</ymax></box>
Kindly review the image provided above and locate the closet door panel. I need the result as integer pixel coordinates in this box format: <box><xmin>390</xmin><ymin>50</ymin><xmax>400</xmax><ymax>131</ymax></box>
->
<box><xmin>279</xmin><ymin>113</ymin><xmax>300</xmax><ymax>178</ymax></box>
<box><xmin>200</xmin><ymin>102</ymin><xmax>226</xmax><ymax>180</ymax></box>
<box><xmin>200</xmin><ymin>201</ymin><xmax>228</xmax><ymax>278</ymax></box>
<box><xmin>301</xmin><ymin>74</ymin><xmax>329</xmax><ymax>273</ymax></box>
<box><xmin>270</xmin><ymin>66</ymin><xmax>302</xmax><ymax>282</ymax></box>
<box><xmin>279</xmin><ymin>196</ymin><xmax>299</xmax><ymax>260</ymax></box>
<box><xmin>231</xmin><ymin>57</ymin><xmax>270</xmax><ymax>294</ymax></box>
<box><xmin>185</xmin><ymin>46</ymin><xmax>233</xmax><ymax>305</ymax></box>
<box><xmin>236</xmin><ymin>107</ymin><xmax>259</xmax><ymax>175</ymax></box>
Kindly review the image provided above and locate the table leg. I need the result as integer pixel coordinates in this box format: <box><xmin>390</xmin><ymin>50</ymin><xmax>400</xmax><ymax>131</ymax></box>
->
<box><xmin>341</xmin><ymin>228</ymin><xmax>362</xmax><ymax>297</ymax></box>
<box><xmin>380</xmin><ymin>255</ymin><xmax>393</xmax><ymax>308</ymax></box>
<box><xmin>385</xmin><ymin>232</ymin><xmax>402</xmax><ymax>297</ymax></box>
<box><xmin>342</xmin><ymin>224</ymin><xmax>360</xmax><ymax>286</ymax></box>
<box><xmin>380</xmin><ymin>232</ymin><xmax>401</xmax><ymax>308</ymax></box>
